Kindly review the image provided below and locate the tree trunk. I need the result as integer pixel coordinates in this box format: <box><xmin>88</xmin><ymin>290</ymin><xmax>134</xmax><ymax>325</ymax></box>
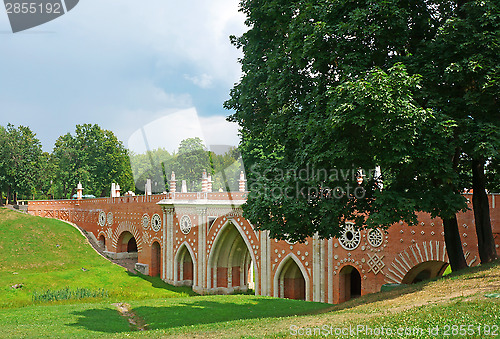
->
<box><xmin>472</xmin><ymin>158</ymin><xmax>498</xmax><ymax>263</ymax></box>
<box><xmin>442</xmin><ymin>215</ymin><xmax>468</xmax><ymax>271</ymax></box>
<box><xmin>0</xmin><ymin>189</ymin><xmax>3</xmax><ymax>206</ymax></box>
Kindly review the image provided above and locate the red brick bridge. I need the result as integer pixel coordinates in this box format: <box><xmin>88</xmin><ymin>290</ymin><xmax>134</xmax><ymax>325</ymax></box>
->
<box><xmin>28</xmin><ymin>179</ymin><xmax>499</xmax><ymax>304</ymax></box>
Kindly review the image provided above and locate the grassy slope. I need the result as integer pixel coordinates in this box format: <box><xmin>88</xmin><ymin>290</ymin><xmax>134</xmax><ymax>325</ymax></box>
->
<box><xmin>0</xmin><ymin>208</ymin><xmax>193</xmax><ymax>308</ymax></box>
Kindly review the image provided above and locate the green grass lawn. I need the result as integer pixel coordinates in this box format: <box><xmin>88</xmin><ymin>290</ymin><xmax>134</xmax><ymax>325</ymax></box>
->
<box><xmin>0</xmin><ymin>208</ymin><xmax>193</xmax><ymax>308</ymax></box>
<box><xmin>0</xmin><ymin>295</ymin><xmax>332</xmax><ymax>338</ymax></box>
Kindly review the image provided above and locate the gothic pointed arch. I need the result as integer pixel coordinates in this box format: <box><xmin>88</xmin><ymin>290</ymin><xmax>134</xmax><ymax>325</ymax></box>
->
<box><xmin>273</xmin><ymin>253</ymin><xmax>309</xmax><ymax>301</ymax></box>
<box><xmin>207</xmin><ymin>218</ymin><xmax>258</xmax><ymax>293</ymax></box>
<box><xmin>174</xmin><ymin>242</ymin><xmax>197</xmax><ymax>286</ymax></box>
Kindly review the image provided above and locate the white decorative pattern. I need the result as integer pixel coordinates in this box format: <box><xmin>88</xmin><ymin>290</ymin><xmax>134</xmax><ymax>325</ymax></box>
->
<box><xmin>367</xmin><ymin>228</ymin><xmax>383</xmax><ymax>248</ymax></box>
<box><xmin>142</xmin><ymin>232</ymin><xmax>151</xmax><ymax>245</ymax></box>
<box><xmin>284</xmin><ymin>233</ymin><xmax>297</xmax><ymax>245</ymax></box>
<box><xmin>339</xmin><ymin>223</ymin><xmax>361</xmax><ymax>250</ymax></box>
<box><xmin>106</xmin><ymin>228</ymin><xmax>113</xmax><ymax>241</ymax></box>
<box><xmin>180</xmin><ymin>215</ymin><xmax>192</xmax><ymax>235</ymax></box>
<box><xmin>366</xmin><ymin>253</ymin><xmax>385</xmax><ymax>275</ymax></box>
<box><xmin>107</xmin><ymin>212</ymin><xmax>113</xmax><ymax>226</ymax></box>
<box><xmin>151</xmin><ymin>214</ymin><xmax>162</xmax><ymax>232</ymax></box>
<box><xmin>98</xmin><ymin>211</ymin><xmax>106</xmax><ymax>227</ymax></box>
<box><xmin>142</xmin><ymin>213</ymin><xmax>150</xmax><ymax>230</ymax></box>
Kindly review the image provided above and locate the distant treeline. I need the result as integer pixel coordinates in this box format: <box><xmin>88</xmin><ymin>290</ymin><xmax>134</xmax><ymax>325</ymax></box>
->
<box><xmin>0</xmin><ymin>124</ymin><xmax>242</xmax><ymax>204</ymax></box>
<box><xmin>130</xmin><ymin>137</ymin><xmax>244</xmax><ymax>194</ymax></box>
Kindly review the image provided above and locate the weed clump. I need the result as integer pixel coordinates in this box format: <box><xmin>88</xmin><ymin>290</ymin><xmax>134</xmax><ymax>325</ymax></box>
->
<box><xmin>32</xmin><ymin>287</ymin><xmax>108</xmax><ymax>302</ymax></box>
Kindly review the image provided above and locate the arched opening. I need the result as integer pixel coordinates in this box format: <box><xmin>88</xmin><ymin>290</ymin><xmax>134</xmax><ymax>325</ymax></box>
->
<box><xmin>339</xmin><ymin>265</ymin><xmax>362</xmax><ymax>302</ymax></box>
<box><xmin>401</xmin><ymin>261</ymin><xmax>449</xmax><ymax>284</ymax></box>
<box><xmin>350</xmin><ymin>268</ymin><xmax>361</xmax><ymax>297</ymax></box>
<box><xmin>150</xmin><ymin>242</ymin><xmax>161</xmax><ymax>277</ymax></box>
<box><xmin>277</xmin><ymin>258</ymin><xmax>306</xmax><ymax>300</ymax></box>
<box><xmin>98</xmin><ymin>235</ymin><xmax>106</xmax><ymax>249</ymax></box>
<box><xmin>116</xmin><ymin>231</ymin><xmax>139</xmax><ymax>260</ymax></box>
<box><xmin>208</xmin><ymin>222</ymin><xmax>256</xmax><ymax>294</ymax></box>
<box><xmin>117</xmin><ymin>231</ymin><xmax>137</xmax><ymax>252</ymax></box>
<box><xmin>175</xmin><ymin>245</ymin><xmax>194</xmax><ymax>286</ymax></box>
<box><xmin>127</xmin><ymin>237</ymin><xmax>137</xmax><ymax>252</ymax></box>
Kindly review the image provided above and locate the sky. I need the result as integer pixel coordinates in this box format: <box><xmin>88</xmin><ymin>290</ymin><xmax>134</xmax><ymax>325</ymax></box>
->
<box><xmin>0</xmin><ymin>0</ymin><xmax>247</xmax><ymax>154</ymax></box>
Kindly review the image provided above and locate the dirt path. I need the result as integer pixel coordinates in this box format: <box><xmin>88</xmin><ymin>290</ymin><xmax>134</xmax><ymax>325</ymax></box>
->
<box><xmin>113</xmin><ymin>302</ymin><xmax>149</xmax><ymax>331</ymax></box>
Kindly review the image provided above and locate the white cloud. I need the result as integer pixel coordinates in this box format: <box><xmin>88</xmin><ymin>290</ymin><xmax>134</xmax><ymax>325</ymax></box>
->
<box><xmin>0</xmin><ymin>0</ymin><xmax>247</xmax><ymax>151</ymax></box>
<box><xmin>184</xmin><ymin>74</ymin><xmax>214</xmax><ymax>89</ymax></box>
<box><xmin>62</xmin><ymin>0</ymin><xmax>247</xmax><ymax>85</ymax></box>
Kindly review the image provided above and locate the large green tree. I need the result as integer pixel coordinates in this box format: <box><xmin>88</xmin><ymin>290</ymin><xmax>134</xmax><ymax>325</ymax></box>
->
<box><xmin>209</xmin><ymin>147</ymin><xmax>245</xmax><ymax>192</ymax></box>
<box><xmin>172</xmin><ymin>137</ymin><xmax>211</xmax><ymax>192</ymax></box>
<box><xmin>226</xmin><ymin>0</ymin><xmax>499</xmax><ymax>270</ymax></box>
<box><xmin>0</xmin><ymin>125</ymin><xmax>6</xmax><ymax>205</ymax></box>
<box><xmin>52</xmin><ymin>124</ymin><xmax>134</xmax><ymax>198</ymax></box>
<box><xmin>0</xmin><ymin>124</ymin><xmax>43</xmax><ymax>203</ymax></box>
<box><xmin>129</xmin><ymin>140</ymin><xmax>243</xmax><ymax>193</ymax></box>
<box><xmin>130</xmin><ymin>148</ymin><xmax>172</xmax><ymax>194</ymax></box>
<box><xmin>409</xmin><ymin>0</ymin><xmax>499</xmax><ymax>263</ymax></box>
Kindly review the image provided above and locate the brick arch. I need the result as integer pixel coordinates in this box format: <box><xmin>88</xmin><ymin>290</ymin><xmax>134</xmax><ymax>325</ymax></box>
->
<box><xmin>208</xmin><ymin>216</ymin><xmax>259</xmax><ymax>242</ymax></box>
<box><xmin>150</xmin><ymin>241</ymin><xmax>162</xmax><ymax>277</ymax></box>
<box><xmin>338</xmin><ymin>264</ymin><xmax>362</xmax><ymax>302</ymax></box>
<box><xmin>111</xmin><ymin>221</ymin><xmax>143</xmax><ymax>253</ymax></box>
<box><xmin>384</xmin><ymin>240</ymin><xmax>448</xmax><ymax>284</ymax></box>
<box><xmin>273</xmin><ymin>253</ymin><xmax>310</xmax><ymax>301</ymax></box>
<box><xmin>97</xmin><ymin>231</ymin><xmax>107</xmax><ymax>250</ymax></box>
<box><xmin>174</xmin><ymin>242</ymin><xmax>197</xmax><ymax>285</ymax></box>
<box><xmin>207</xmin><ymin>218</ymin><xmax>259</xmax><ymax>292</ymax></box>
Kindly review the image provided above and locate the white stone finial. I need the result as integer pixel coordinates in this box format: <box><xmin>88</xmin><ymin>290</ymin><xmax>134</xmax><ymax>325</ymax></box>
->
<box><xmin>239</xmin><ymin>171</ymin><xmax>247</xmax><ymax>192</ymax></box>
<box><xmin>207</xmin><ymin>173</ymin><xmax>212</xmax><ymax>192</ymax></box>
<box><xmin>201</xmin><ymin>169</ymin><xmax>208</xmax><ymax>192</ymax></box>
<box><xmin>170</xmin><ymin>171</ymin><xmax>177</xmax><ymax>193</ymax></box>
<box><xmin>76</xmin><ymin>182</ymin><xmax>83</xmax><ymax>200</ymax></box>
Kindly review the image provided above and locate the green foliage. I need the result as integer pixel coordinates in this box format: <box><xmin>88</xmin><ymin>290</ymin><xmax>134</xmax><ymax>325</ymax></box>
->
<box><xmin>0</xmin><ymin>123</ymin><xmax>136</xmax><ymax>201</ymax></box>
<box><xmin>226</xmin><ymin>0</ymin><xmax>499</xmax><ymax>241</ymax></box>
<box><xmin>130</xmin><ymin>147</ymin><xmax>172</xmax><ymax>193</ymax></box>
<box><xmin>51</xmin><ymin>124</ymin><xmax>134</xmax><ymax>198</ymax></box>
<box><xmin>0</xmin><ymin>124</ymin><xmax>43</xmax><ymax>203</ymax></box>
<box><xmin>173</xmin><ymin>137</ymin><xmax>211</xmax><ymax>191</ymax></box>
<box><xmin>129</xmin><ymin>138</ymin><xmax>243</xmax><ymax>193</ymax></box>
<box><xmin>486</xmin><ymin>157</ymin><xmax>500</xmax><ymax>192</ymax></box>
<box><xmin>410</xmin><ymin>0</ymin><xmax>500</xmax><ymax>175</ymax></box>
